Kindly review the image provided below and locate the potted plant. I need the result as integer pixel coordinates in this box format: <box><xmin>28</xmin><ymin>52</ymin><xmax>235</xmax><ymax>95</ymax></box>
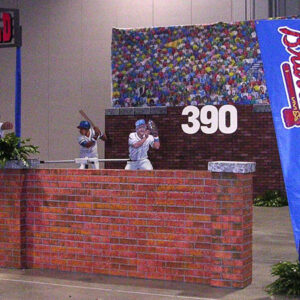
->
<box><xmin>254</xmin><ymin>190</ymin><xmax>288</xmax><ymax>207</ymax></box>
<box><xmin>266</xmin><ymin>260</ymin><xmax>300</xmax><ymax>296</ymax></box>
<box><xmin>0</xmin><ymin>133</ymin><xmax>39</xmax><ymax>169</ymax></box>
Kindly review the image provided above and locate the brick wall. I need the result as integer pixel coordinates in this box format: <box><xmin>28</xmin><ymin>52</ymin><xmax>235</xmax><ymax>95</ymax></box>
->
<box><xmin>0</xmin><ymin>168</ymin><xmax>253</xmax><ymax>288</ymax></box>
<box><xmin>0</xmin><ymin>171</ymin><xmax>26</xmax><ymax>269</ymax></box>
<box><xmin>105</xmin><ymin>105</ymin><xmax>284</xmax><ymax>196</ymax></box>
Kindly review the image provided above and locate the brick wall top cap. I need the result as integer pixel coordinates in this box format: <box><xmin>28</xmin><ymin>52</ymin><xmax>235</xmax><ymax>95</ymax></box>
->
<box><xmin>253</xmin><ymin>104</ymin><xmax>271</xmax><ymax>113</ymax></box>
<box><xmin>208</xmin><ymin>161</ymin><xmax>256</xmax><ymax>174</ymax></box>
<box><xmin>105</xmin><ymin>108</ymin><xmax>120</xmax><ymax>115</ymax></box>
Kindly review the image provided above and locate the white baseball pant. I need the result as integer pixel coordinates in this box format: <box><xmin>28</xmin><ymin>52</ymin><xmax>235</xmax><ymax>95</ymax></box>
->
<box><xmin>125</xmin><ymin>158</ymin><xmax>153</xmax><ymax>170</ymax></box>
<box><xmin>79</xmin><ymin>161</ymin><xmax>100</xmax><ymax>170</ymax></box>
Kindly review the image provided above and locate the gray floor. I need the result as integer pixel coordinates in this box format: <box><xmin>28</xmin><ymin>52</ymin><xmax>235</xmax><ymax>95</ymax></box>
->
<box><xmin>0</xmin><ymin>207</ymin><xmax>299</xmax><ymax>300</ymax></box>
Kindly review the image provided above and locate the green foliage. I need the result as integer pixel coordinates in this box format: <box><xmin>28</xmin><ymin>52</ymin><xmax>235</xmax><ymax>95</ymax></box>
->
<box><xmin>254</xmin><ymin>190</ymin><xmax>288</xmax><ymax>207</ymax></box>
<box><xmin>266</xmin><ymin>261</ymin><xmax>300</xmax><ymax>296</ymax></box>
<box><xmin>0</xmin><ymin>133</ymin><xmax>39</xmax><ymax>167</ymax></box>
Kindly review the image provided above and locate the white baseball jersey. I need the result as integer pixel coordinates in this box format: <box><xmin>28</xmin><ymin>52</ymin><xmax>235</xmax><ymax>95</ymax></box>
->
<box><xmin>78</xmin><ymin>128</ymin><xmax>98</xmax><ymax>158</ymax></box>
<box><xmin>128</xmin><ymin>132</ymin><xmax>154</xmax><ymax>161</ymax></box>
<box><xmin>0</xmin><ymin>123</ymin><xmax>3</xmax><ymax>139</ymax></box>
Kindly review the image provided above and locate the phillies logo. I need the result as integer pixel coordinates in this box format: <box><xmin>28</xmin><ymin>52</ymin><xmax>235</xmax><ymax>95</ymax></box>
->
<box><xmin>278</xmin><ymin>26</ymin><xmax>300</xmax><ymax>129</ymax></box>
<box><xmin>0</xmin><ymin>12</ymin><xmax>12</xmax><ymax>43</ymax></box>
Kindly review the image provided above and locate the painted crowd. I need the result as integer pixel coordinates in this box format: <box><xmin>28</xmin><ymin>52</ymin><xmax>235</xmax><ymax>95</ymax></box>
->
<box><xmin>111</xmin><ymin>20</ymin><xmax>269</xmax><ymax>108</ymax></box>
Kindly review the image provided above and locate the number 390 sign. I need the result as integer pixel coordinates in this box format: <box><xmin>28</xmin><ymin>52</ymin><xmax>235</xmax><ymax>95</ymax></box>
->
<box><xmin>181</xmin><ymin>105</ymin><xmax>238</xmax><ymax>135</ymax></box>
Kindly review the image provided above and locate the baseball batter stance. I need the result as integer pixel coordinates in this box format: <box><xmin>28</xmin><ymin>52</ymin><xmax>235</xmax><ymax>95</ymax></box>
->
<box><xmin>77</xmin><ymin>121</ymin><xmax>107</xmax><ymax>169</ymax></box>
<box><xmin>0</xmin><ymin>120</ymin><xmax>13</xmax><ymax>138</ymax></box>
<box><xmin>125</xmin><ymin>119</ymin><xmax>160</xmax><ymax>170</ymax></box>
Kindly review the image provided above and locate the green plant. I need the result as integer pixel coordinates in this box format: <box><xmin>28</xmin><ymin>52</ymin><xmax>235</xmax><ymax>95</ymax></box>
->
<box><xmin>266</xmin><ymin>261</ymin><xmax>300</xmax><ymax>296</ymax></box>
<box><xmin>254</xmin><ymin>190</ymin><xmax>288</xmax><ymax>207</ymax></box>
<box><xmin>0</xmin><ymin>133</ymin><xmax>39</xmax><ymax>167</ymax></box>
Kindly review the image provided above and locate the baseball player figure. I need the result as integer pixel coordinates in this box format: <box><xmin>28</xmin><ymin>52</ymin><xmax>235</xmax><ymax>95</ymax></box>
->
<box><xmin>77</xmin><ymin>121</ymin><xmax>107</xmax><ymax>169</ymax></box>
<box><xmin>0</xmin><ymin>121</ymin><xmax>13</xmax><ymax>138</ymax></box>
<box><xmin>125</xmin><ymin>119</ymin><xmax>160</xmax><ymax>170</ymax></box>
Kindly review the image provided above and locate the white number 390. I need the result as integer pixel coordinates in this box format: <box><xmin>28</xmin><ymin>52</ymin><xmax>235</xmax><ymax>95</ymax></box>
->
<box><xmin>181</xmin><ymin>105</ymin><xmax>238</xmax><ymax>135</ymax></box>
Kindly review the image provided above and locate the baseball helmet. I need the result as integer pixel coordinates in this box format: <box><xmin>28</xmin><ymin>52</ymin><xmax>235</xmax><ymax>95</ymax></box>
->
<box><xmin>77</xmin><ymin>120</ymin><xmax>90</xmax><ymax>129</ymax></box>
<box><xmin>135</xmin><ymin>119</ymin><xmax>146</xmax><ymax>128</ymax></box>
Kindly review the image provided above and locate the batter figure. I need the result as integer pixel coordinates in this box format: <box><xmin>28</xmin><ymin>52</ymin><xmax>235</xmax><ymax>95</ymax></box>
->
<box><xmin>77</xmin><ymin>120</ymin><xmax>106</xmax><ymax>169</ymax></box>
<box><xmin>125</xmin><ymin>119</ymin><xmax>160</xmax><ymax>170</ymax></box>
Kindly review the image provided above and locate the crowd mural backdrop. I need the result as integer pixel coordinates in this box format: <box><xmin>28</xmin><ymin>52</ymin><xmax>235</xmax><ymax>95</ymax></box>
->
<box><xmin>111</xmin><ymin>20</ymin><xmax>269</xmax><ymax>108</ymax></box>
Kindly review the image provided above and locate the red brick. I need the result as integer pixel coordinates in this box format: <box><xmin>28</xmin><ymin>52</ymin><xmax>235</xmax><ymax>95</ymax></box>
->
<box><xmin>0</xmin><ymin>167</ymin><xmax>253</xmax><ymax>289</ymax></box>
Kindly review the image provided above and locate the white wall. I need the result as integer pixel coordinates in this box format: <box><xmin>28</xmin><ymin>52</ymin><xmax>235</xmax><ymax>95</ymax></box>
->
<box><xmin>254</xmin><ymin>0</ymin><xmax>269</xmax><ymax>20</ymax></box>
<box><xmin>286</xmin><ymin>0</ymin><xmax>300</xmax><ymax>16</ymax></box>
<box><xmin>0</xmin><ymin>0</ymin><xmax>269</xmax><ymax>165</ymax></box>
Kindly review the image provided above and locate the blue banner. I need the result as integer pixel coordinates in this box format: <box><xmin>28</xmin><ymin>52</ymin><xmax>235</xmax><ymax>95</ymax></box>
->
<box><xmin>256</xmin><ymin>19</ymin><xmax>300</xmax><ymax>258</ymax></box>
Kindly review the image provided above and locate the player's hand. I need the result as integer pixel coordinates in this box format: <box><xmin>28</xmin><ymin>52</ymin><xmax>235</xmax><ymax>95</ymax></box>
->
<box><xmin>94</xmin><ymin>127</ymin><xmax>101</xmax><ymax>135</ymax></box>
<box><xmin>144</xmin><ymin>130</ymin><xmax>150</xmax><ymax>139</ymax></box>
<box><xmin>152</xmin><ymin>130</ymin><xmax>158</xmax><ymax>137</ymax></box>
<box><xmin>1</xmin><ymin>122</ymin><xmax>13</xmax><ymax>130</ymax></box>
<box><xmin>100</xmin><ymin>132</ymin><xmax>108</xmax><ymax>141</ymax></box>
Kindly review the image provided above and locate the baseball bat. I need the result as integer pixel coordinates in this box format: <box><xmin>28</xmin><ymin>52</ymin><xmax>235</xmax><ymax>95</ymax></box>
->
<box><xmin>281</xmin><ymin>63</ymin><xmax>300</xmax><ymax>127</ymax></box>
<box><xmin>79</xmin><ymin>110</ymin><xmax>97</xmax><ymax>128</ymax></box>
<box><xmin>79</xmin><ymin>110</ymin><xmax>108</xmax><ymax>141</ymax></box>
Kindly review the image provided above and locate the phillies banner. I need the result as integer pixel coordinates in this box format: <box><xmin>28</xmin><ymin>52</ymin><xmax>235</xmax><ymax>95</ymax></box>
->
<box><xmin>256</xmin><ymin>19</ymin><xmax>300</xmax><ymax>258</ymax></box>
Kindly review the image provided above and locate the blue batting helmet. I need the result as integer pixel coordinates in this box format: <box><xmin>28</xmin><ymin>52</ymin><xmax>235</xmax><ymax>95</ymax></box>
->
<box><xmin>77</xmin><ymin>120</ymin><xmax>91</xmax><ymax>129</ymax></box>
<box><xmin>135</xmin><ymin>119</ymin><xmax>146</xmax><ymax>128</ymax></box>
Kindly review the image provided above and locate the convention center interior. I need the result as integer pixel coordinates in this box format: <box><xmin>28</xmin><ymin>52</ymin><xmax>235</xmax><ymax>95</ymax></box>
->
<box><xmin>0</xmin><ymin>1</ymin><xmax>300</xmax><ymax>299</ymax></box>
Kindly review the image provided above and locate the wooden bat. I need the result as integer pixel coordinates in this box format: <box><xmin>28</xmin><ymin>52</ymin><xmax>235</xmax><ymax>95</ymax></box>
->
<box><xmin>79</xmin><ymin>110</ymin><xmax>96</xmax><ymax>128</ymax></box>
<box><xmin>79</xmin><ymin>110</ymin><xmax>108</xmax><ymax>141</ymax></box>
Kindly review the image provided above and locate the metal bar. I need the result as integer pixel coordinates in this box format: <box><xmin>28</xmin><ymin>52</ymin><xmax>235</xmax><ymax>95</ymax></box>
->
<box><xmin>40</xmin><ymin>159</ymin><xmax>129</xmax><ymax>164</ymax></box>
<box><xmin>15</xmin><ymin>47</ymin><xmax>21</xmax><ymax>138</ymax></box>
<box><xmin>40</xmin><ymin>160</ymin><xmax>75</xmax><ymax>164</ymax></box>
<box><xmin>97</xmin><ymin>159</ymin><xmax>129</xmax><ymax>162</ymax></box>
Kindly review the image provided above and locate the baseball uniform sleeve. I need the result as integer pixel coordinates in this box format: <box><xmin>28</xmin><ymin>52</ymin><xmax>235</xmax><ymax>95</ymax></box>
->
<box><xmin>149</xmin><ymin>135</ymin><xmax>155</xmax><ymax>147</ymax></box>
<box><xmin>78</xmin><ymin>135</ymin><xmax>88</xmax><ymax>146</ymax></box>
<box><xmin>128</xmin><ymin>133</ymin><xmax>137</xmax><ymax>146</ymax></box>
